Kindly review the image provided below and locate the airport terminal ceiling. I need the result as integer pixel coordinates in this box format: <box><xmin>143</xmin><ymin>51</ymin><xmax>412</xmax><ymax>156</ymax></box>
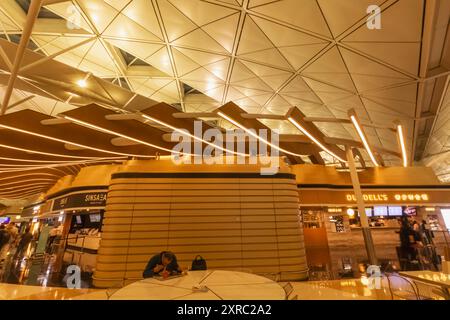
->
<box><xmin>0</xmin><ymin>0</ymin><xmax>449</xmax><ymax>205</ymax></box>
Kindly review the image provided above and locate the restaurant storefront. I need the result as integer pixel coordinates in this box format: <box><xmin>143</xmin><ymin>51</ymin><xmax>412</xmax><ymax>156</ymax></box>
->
<box><xmin>292</xmin><ymin>165</ymin><xmax>450</xmax><ymax>280</ymax></box>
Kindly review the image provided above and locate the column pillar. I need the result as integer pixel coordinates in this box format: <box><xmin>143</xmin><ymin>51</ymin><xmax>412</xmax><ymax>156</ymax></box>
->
<box><xmin>345</xmin><ymin>146</ymin><xmax>378</xmax><ymax>266</ymax></box>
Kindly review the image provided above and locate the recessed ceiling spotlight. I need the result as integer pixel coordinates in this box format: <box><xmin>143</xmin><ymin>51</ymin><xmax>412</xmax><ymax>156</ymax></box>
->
<box><xmin>76</xmin><ymin>79</ymin><xmax>87</xmax><ymax>88</ymax></box>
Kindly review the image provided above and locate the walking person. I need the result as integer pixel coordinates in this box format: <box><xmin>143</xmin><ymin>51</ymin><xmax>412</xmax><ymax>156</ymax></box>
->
<box><xmin>14</xmin><ymin>227</ymin><xmax>34</xmax><ymax>260</ymax></box>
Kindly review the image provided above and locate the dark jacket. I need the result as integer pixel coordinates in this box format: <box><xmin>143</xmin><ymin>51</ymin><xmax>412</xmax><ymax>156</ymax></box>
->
<box><xmin>0</xmin><ymin>229</ymin><xmax>10</xmax><ymax>247</ymax></box>
<box><xmin>18</xmin><ymin>232</ymin><xmax>33</xmax><ymax>248</ymax></box>
<box><xmin>143</xmin><ymin>252</ymin><xmax>180</xmax><ymax>278</ymax></box>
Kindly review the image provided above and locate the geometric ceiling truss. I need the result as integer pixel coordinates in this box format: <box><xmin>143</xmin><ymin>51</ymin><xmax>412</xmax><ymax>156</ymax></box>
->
<box><xmin>0</xmin><ymin>0</ymin><xmax>449</xmax><ymax>204</ymax></box>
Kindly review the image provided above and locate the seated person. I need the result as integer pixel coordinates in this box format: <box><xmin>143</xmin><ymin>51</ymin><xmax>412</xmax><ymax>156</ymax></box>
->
<box><xmin>143</xmin><ymin>251</ymin><xmax>182</xmax><ymax>278</ymax></box>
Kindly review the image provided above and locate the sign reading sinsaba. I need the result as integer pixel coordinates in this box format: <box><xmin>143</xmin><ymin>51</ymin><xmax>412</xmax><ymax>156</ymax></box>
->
<box><xmin>52</xmin><ymin>192</ymin><xmax>107</xmax><ymax>211</ymax></box>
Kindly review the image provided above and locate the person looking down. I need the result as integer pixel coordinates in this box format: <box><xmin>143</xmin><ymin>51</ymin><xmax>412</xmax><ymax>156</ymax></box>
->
<box><xmin>143</xmin><ymin>251</ymin><xmax>181</xmax><ymax>278</ymax></box>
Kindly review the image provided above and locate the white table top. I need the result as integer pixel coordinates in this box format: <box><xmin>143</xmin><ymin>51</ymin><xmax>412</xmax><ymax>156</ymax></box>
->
<box><xmin>110</xmin><ymin>270</ymin><xmax>286</xmax><ymax>300</ymax></box>
<box><xmin>399</xmin><ymin>271</ymin><xmax>450</xmax><ymax>288</ymax></box>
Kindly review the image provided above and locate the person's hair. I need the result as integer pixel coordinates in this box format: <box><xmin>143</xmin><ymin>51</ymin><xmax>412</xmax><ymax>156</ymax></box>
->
<box><xmin>161</xmin><ymin>251</ymin><xmax>175</xmax><ymax>262</ymax></box>
<box><xmin>25</xmin><ymin>227</ymin><xmax>31</xmax><ymax>233</ymax></box>
<box><xmin>422</xmin><ymin>220</ymin><xmax>427</xmax><ymax>224</ymax></box>
<box><xmin>0</xmin><ymin>225</ymin><xmax>5</xmax><ymax>230</ymax></box>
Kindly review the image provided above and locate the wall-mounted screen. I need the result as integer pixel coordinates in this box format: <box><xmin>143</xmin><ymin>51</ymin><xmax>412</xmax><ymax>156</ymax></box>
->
<box><xmin>374</xmin><ymin>206</ymin><xmax>388</xmax><ymax>216</ymax></box>
<box><xmin>365</xmin><ymin>208</ymin><xmax>373</xmax><ymax>217</ymax></box>
<box><xmin>89</xmin><ymin>214</ymin><xmax>101</xmax><ymax>223</ymax></box>
<box><xmin>388</xmin><ymin>206</ymin><xmax>403</xmax><ymax>216</ymax></box>
<box><xmin>75</xmin><ymin>216</ymin><xmax>82</xmax><ymax>224</ymax></box>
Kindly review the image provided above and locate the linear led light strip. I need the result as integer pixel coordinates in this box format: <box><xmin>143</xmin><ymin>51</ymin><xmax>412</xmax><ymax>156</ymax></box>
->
<box><xmin>0</xmin><ymin>156</ymin><xmax>104</xmax><ymax>163</ymax></box>
<box><xmin>0</xmin><ymin>143</ymin><xmax>125</xmax><ymax>160</ymax></box>
<box><xmin>0</xmin><ymin>157</ymin><xmax>127</xmax><ymax>173</ymax></box>
<box><xmin>63</xmin><ymin>116</ymin><xmax>189</xmax><ymax>156</ymax></box>
<box><xmin>350</xmin><ymin>115</ymin><xmax>379</xmax><ymax>167</ymax></box>
<box><xmin>217</xmin><ymin>111</ymin><xmax>304</xmax><ymax>158</ymax></box>
<box><xmin>141</xmin><ymin>114</ymin><xmax>249</xmax><ymax>157</ymax></box>
<box><xmin>397</xmin><ymin>124</ymin><xmax>408</xmax><ymax>167</ymax></box>
<box><xmin>0</xmin><ymin>123</ymin><xmax>155</xmax><ymax>158</ymax></box>
<box><xmin>287</xmin><ymin>117</ymin><xmax>347</xmax><ymax>163</ymax></box>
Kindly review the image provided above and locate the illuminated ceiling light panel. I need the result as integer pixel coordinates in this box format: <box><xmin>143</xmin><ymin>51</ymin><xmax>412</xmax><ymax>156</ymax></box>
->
<box><xmin>141</xmin><ymin>113</ymin><xmax>248</xmax><ymax>157</ymax></box>
<box><xmin>0</xmin><ymin>123</ymin><xmax>152</xmax><ymax>158</ymax></box>
<box><xmin>397</xmin><ymin>124</ymin><xmax>408</xmax><ymax>167</ymax></box>
<box><xmin>349</xmin><ymin>115</ymin><xmax>379</xmax><ymax>167</ymax></box>
<box><xmin>287</xmin><ymin>117</ymin><xmax>346</xmax><ymax>163</ymax></box>
<box><xmin>63</xmin><ymin>115</ymin><xmax>185</xmax><ymax>156</ymax></box>
<box><xmin>0</xmin><ymin>143</ymin><xmax>124</xmax><ymax>160</ymax></box>
<box><xmin>217</xmin><ymin>111</ymin><xmax>305</xmax><ymax>158</ymax></box>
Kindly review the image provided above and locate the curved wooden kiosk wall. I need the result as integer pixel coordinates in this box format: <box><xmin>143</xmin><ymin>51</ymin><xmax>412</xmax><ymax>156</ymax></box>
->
<box><xmin>93</xmin><ymin>160</ymin><xmax>308</xmax><ymax>288</ymax></box>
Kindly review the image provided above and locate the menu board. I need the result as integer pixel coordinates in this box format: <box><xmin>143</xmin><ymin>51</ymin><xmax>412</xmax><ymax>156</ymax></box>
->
<box><xmin>374</xmin><ymin>206</ymin><xmax>388</xmax><ymax>216</ymax></box>
<box><xmin>388</xmin><ymin>206</ymin><xmax>403</xmax><ymax>216</ymax></box>
<box><xmin>365</xmin><ymin>208</ymin><xmax>373</xmax><ymax>217</ymax></box>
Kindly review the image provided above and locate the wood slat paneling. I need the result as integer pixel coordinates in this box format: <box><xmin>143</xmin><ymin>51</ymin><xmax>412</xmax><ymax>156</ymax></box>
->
<box><xmin>93</xmin><ymin>175</ymin><xmax>308</xmax><ymax>287</ymax></box>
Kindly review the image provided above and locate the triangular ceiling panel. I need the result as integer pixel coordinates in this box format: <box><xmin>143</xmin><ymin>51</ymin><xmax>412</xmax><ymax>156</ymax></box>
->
<box><xmin>250</xmin><ymin>0</ymin><xmax>332</xmax><ymax>38</ymax></box>
<box><xmin>175</xmin><ymin>47</ymin><xmax>227</xmax><ymax>66</ymax></box>
<box><xmin>251</xmin><ymin>15</ymin><xmax>328</xmax><ymax>47</ymax></box>
<box><xmin>302</xmin><ymin>78</ymin><xmax>355</xmax><ymax>104</ymax></box>
<box><xmin>239</xmin><ymin>48</ymin><xmax>293</xmax><ymax>70</ymax></box>
<box><xmin>280</xmin><ymin>75</ymin><xmax>322</xmax><ymax>104</ymax></box>
<box><xmin>168</xmin><ymin>0</ymin><xmax>238</xmax><ymax>26</ymax></box>
<box><xmin>302</xmin><ymin>46</ymin><xmax>357</xmax><ymax>92</ymax></box>
<box><xmin>102</xmin><ymin>13</ymin><xmax>162</xmax><ymax>42</ymax></box>
<box><xmin>339</xmin><ymin>47</ymin><xmax>413</xmax><ymax>92</ymax></box>
<box><xmin>144</xmin><ymin>46</ymin><xmax>175</xmax><ymax>76</ymax></box>
<box><xmin>343</xmin><ymin>0</ymin><xmax>424</xmax><ymax>42</ymax></box>
<box><xmin>316</xmin><ymin>0</ymin><xmax>385</xmax><ymax>38</ymax></box>
<box><xmin>204</xmin><ymin>58</ymin><xmax>230</xmax><ymax>81</ymax></box>
<box><xmin>201</xmin><ymin>13</ymin><xmax>240</xmax><ymax>53</ymax></box>
<box><xmin>278</xmin><ymin>44</ymin><xmax>329</xmax><ymax>70</ymax></box>
<box><xmin>237</xmin><ymin>16</ymin><xmax>274</xmax><ymax>55</ymax></box>
<box><xmin>342</xmin><ymin>42</ymin><xmax>421</xmax><ymax>75</ymax></box>
<box><xmin>120</xmin><ymin>0</ymin><xmax>163</xmax><ymax>40</ymax></box>
<box><xmin>157</xmin><ymin>0</ymin><xmax>197</xmax><ymax>41</ymax></box>
<box><xmin>45</xmin><ymin>2</ymin><xmax>93</xmax><ymax>32</ymax></box>
<box><xmin>76</xmin><ymin>0</ymin><xmax>119</xmax><ymax>34</ymax></box>
<box><xmin>171</xmin><ymin>48</ymin><xmax>201</xmax><ymax>76</ymax></box>
<box><xmin>172</xmin><ymin>28</ymin><xmax>229</xmax><ymax>53</ymax></box>
<box><xmin>104</xmin><ymin>39</ymin><xmax>164</xmax><ymax>61</ymax></box>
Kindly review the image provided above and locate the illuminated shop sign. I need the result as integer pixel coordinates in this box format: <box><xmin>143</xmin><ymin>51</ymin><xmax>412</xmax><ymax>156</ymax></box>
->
<box><xmin>346</xmin><ymin>194</ymin><xmax>388</xmax><ymax>202</ymax></box>
<box><xmin>394</xmin><ymin>194</ymin><xmax>428</xmax><ymax>201</ymax></box>
<box><xmin>52</xmin><ymin>192</ymin><xmax>108</xmax><ymax>211</ymax></box>
<box><xmin>346</xmin><ymin>193</ymin><xmax>429</xmax><ymax>202</ymax></box>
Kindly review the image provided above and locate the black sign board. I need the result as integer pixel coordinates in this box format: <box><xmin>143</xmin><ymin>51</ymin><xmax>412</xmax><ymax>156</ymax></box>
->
<box><xmin>52</xmin><ymin>192</ymin><xmax>107</xmax><ymax>211</ymax></box>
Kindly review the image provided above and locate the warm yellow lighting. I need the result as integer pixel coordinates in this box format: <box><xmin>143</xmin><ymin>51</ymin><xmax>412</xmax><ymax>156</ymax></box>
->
<box><xmin>0</xmin><ymin>123</ymin><xmax>152</xmax><ymax>158</ymax></box>
<box><xmin>63</xmin><ymin>115</ymin><xmax>181</xmax><ymax>156</ymax></box>
<box><xmin>0</xmin><ymin>143</ymin><xmax>122</xmax><ymax>160</ymax></box>
<box><xmin>218</xmin><ymin>112</ymin><xmax>304</xmax><ymax>158</ymax></box>
<box><xmin>141</xmin><ymin>114</ymin><xmax>247</xmax><ymax>157</ymax></box>
<box><xmin>15</xmin><ymin>215</ymin><xmax>21</xmax><ymax>219</ymax></box>
<box><xmin>425</xmin><ymin>207</ymin><xmax>435</xmax><ymax>212</ymax></box>
<box><xmin>76</xmin><ymin>79</ymin><xmax>87</xmax><ymax>88</ymax></box>
<box><xmin>287</xmin><ymin>117</ymin><xmax>346</xmax><ymax>162</ymax></box>
<box><xmin>347</xmin><ymin>208</ymin><xmax>355</xmax><ymax>217</ymax></box>
<box><xmin>350</xmin><ymin>115</ymin><xmax>379</xmax><ymax>167</ymax></box>
<box><xmin>397</xmin><ymin>124</ymin><xmax>408</xmax><ymax>167</ymax></box>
